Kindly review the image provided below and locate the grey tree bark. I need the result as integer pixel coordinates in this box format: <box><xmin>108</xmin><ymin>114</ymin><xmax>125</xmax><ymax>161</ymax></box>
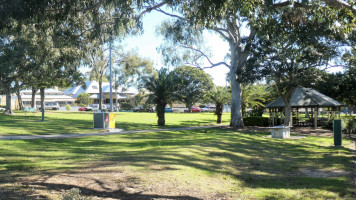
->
<box><xmin>4</xmin><ymin>87</ymin><xmax>13</xmax><ymax>114</ymax></box>
<box><xmin>31</xmin><ymin>87</ymin><xmax>37</xmax><ymax>108</ymax></box>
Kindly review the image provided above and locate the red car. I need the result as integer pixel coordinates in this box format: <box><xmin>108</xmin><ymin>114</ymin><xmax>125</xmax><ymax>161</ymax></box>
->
<box><xmin>78</xmin><ymin>107</ymin><xmax>85</xmax><ymax>111</ymax></box>
<box><xmin>191</xmin><ymin>106</ymin><xmax>201</xmax><ymax>112</ymax></box>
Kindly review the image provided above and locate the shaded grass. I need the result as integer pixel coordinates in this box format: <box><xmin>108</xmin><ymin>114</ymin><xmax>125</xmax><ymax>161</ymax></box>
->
<box><xmin>0</xmin><ymin>111</ymin><xmax>230</xmax><ymax>136</ymax></box>
<box><xmin>0</xmin><ymin>128</ymin><xmax>354</xmax><ymax>199</ymax></box>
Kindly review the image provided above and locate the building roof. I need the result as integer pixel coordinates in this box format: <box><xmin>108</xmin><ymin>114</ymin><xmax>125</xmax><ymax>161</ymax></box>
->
<box><xmin>266</xmin><ymin>87</ymin><xmax>343</xmax><ymax>108</ymax></box>
<box><xmin>64</xmin><ymin>81</ymin><xmax>136</xmax><ymax>98</ymax></box>
<box><xmin>21</xmin><ymin>95</ymin><xmax>75</xmax><ymax>101</ymax></box>
<box><xmin>21</xmin><ymin>88</ymin><xmax>64</xmax><ymax>95</ymax></box>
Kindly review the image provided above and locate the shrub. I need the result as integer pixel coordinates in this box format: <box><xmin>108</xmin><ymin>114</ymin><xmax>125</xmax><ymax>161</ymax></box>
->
<box><xmin>243</xmin><ymin>116</ymin><xmax>269</xmax><ymax>126</ymax></box>
<box><xmin>65</xmin><ymin>104</ymin><xmax>71</xmax><ymax>111</ymax></box>
<box><xmin>324</xmin><ymin>116</ymin><xmax>356</xmax><ymax>135</ymax></box>
<box><xmin>61</xmin><ymin>188</ymin><xmax>91</xmax><ymax>200</ymax></box>
<box><xmin>342</xmin><ymin>116</ymin><xmax>356</xmax><ymax>135</ymax></box>
<box><xmin>120</xmin><ymin>102</ymin><xmax>133</xmax><ymax>110</ymax></box>
<box><xmin>80</xmin><ymin>104</ymin><xmax>86</xmax><ymax>107</ymax></box>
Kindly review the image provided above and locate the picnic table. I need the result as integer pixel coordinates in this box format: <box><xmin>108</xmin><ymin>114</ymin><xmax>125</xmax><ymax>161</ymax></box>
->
<box><xmin>23</xmin><ymin>107</ymin><xmax>37</xmax><ymax>116</ymax></box>
<box><xmin>270</xmin><ymin>125</ymin><xmax>290</xmax><ymax>139</ymax></box>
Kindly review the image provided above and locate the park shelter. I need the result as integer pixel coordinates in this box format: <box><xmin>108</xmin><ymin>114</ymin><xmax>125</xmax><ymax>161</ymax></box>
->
<box><xmin>266</xmin><ymin>87</ymin><xmax>343</xmax><ymax>128</ymax></box>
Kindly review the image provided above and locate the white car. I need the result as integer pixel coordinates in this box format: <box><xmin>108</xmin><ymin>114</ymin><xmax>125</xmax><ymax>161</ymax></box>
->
<box><xmin>38</xmin><ymin>102</ymin><xmax>60</xmax><ymax>110</ymax></box>
<box><xmin>0</xmin><ymin>107</ymin><xmax>5</xmax><ymax>111</ymax></box>
<box><xmin>90</xmin><ymin>104</ymin><xmax>106</xmax><ymax>111</ymax></box>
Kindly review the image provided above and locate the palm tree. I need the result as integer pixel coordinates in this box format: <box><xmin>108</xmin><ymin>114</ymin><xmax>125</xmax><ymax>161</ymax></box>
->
<box><xmin>205</xmin><ymin>86</ymin><xmax>231</xmax><ymax>123</ymax></box>
<box><xmin>241</xmin><ymin>84</ymin><xmax>266</xmax><ymax>116</ymax></box>
<box><xmin>143</xmin><ymin>68</ymin><xmax>175</xmax><ymax>126</ymax></box>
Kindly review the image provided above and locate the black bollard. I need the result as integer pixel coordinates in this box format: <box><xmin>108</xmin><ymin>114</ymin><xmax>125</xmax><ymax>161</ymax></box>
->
<box><xmin>333</xmin><ymin>119</ymin><xmax>342</xmax><ymax>146</ymax></box>
<box><xmin>41</xmin><ymin>107</ymin><xmax>45</xmax><ymax>122</ymax></box>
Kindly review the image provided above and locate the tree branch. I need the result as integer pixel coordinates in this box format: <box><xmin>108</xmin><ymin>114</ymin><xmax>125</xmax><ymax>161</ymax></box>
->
<box><xmin>213</xmin><ymin>27</ymin><xmax>230</xmax><ymax>41</ymax></box>
<box><xmin>154</xmin><ymin>8</ymin><xmax>187</xmax><ymax>21</ymax></box>
<box><xmin>137</xmin><ymin>1</ymin><xmax>167</xmax><ymax>18</ymax></box>
<box><xmin>322</xmin><ymin>0</ymin><xmax>356</xmax><ymax>16</ymax></box>
<box><xmin>181</xmin><ymin>45</ymin><xmax>230</xmax><ymax>68</ymax></box>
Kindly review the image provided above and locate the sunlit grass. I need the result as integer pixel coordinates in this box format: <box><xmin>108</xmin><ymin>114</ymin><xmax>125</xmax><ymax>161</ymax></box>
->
<box><xmin>0</xmin><ymin>128</ymin><xmax>354</xmax><ymax>199</ymax></box>
<box><xmin>0</xmin><ymin>111</ymin><xmax>231</xmax><ymax>135</ymax></box>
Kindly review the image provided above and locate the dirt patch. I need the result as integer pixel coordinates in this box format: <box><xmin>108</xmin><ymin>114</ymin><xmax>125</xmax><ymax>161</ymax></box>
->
<box><xmin>16</xmin><ymin>166</ymin><xmax>223</xmax><ymax>200</ymax></box>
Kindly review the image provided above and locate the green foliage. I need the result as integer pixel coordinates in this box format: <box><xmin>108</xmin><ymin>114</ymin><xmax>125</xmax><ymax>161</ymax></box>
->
<box><xmin>65</xmin><ymin>104</ymin><xmax>72</xmax><ymax>111</ymax></box>
<box><xmin>205</xmin><ymin>86</ymin><xmax>231</xmax><ymax>123</ymax></box>
<box><xmin>241</xmin><ymin>84</ymin><xmax>266</xmax><ymax>116</ymax></box>
<box><xmin>173</xmin><ymin>66</ymin><xmax>214</xmax><ymax>111</ymax></box>
<box><xmin>77</xmin><ymin>93</ymin><xmax>92</xmax><ymax>107</ymax></box>
<box><xmin>119</xmin><ymin>102</ymin><xmax>133</xmax><ymax>110</ymax></box>
<box><xmin>314</xmin><ymin>67</ymin><xmax>356</xmax><ymax>108</ymax></box>
<box><xmin>61</xmin><ymin>188</ymin><xmax>91</xmax><ymax>200</ymax></box>
<box><xmin>143</xmin><ymin>68</ymin><xmax>176</xmax><ymax>126</ymax></box>
<box><xmin>243</xmin><ymin>117</ymin><xmax>269</xmax><ymax>127</ymax></box>
<box><xmin>112</xmin><ymin>49</ymin><xmax>154</xmax><ymax>91</ymax></box>
<box><xmin>342</xmin><ymin>116</ymin><xmax>356</xmax><ymax>135</ymax></box>
<box><xmin>324</xmin><ymin>116</ymin><xmax>356</xmax><ymax>135</ymax></box>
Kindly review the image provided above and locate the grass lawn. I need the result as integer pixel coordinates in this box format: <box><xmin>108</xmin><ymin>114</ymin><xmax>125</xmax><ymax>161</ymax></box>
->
<box><xmin>0</xmin><ymin>111</ymin><xmax>231</xmax><ymax>136</ymax></box>
<box><xmin>0</xmin><ymin>127</ymin><xmax>354</xmax><ymax>199</ymax></box>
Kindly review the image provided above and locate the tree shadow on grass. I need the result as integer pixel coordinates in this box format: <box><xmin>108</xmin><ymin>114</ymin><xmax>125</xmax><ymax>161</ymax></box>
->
<box><xmin>0</xmin><ymin>128</ymin><xmax>354</xmax><ymax>199</ymax></box>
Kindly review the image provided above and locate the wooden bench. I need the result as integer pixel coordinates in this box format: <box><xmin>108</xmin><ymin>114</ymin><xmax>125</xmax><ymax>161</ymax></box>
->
<box><xmin>23</xmin><ymin>107</ymin><xmax>37</xmax><ymax>116</ymax></box>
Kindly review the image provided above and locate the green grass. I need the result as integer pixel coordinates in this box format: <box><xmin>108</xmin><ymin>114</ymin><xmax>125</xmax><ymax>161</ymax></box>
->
<box><xmin>0</xmin><ymin>111</ymin><xmax>231</xmax><ymax>136</ymax></box>
<box><xmin>0</xmin><ymin>128</ymin><xmax>354</xmax><ymax>199</ymax></box>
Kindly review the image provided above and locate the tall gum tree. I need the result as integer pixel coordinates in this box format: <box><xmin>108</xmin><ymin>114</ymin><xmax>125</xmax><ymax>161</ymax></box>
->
<box><xmin>154</xmin><ymin>0</ymin><xmax>356</xmax><ymax>127</ymax></box>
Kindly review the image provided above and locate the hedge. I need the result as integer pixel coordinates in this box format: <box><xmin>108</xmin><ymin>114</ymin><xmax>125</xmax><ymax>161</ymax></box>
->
<box><xmin>243</xmin><ymin>116</ymin><xmax>269</xmax><ymax>127</ymax></box>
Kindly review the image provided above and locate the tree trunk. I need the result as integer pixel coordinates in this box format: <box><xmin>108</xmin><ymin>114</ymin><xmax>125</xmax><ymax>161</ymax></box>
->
<box><xmin>216</xmin><ymin>103</ymin><xmax>224</xmax><ymax>124</ymax></box>
<box><xmin>40</xmin><ymin>88</ymin><xmax>45</xmax><ymax>109</ymax></box>
<box><xmin>31</xmin><ymin>87</ymin><xmax>37</xmax><ymax>108</ymax></box>
<box><xmin>282</xmin><ymin>92</ymin><xmax>293</xmax><ymax>126</ymax></box>
<box><xmin>40</xmin><ymin>87</ymin><xmax>45</xmax><ymax>122</ymax></box>
<box><xmin>99</xmin><ymin>81</ymin><xmax>103</xmax><ymax>110</ymax></box>
<box><xmin>229</xmin><ymin>70</ymin><xmax>244</xmax><ymax>128</ymax></box>
<box><xmin>229</xmin><ymin>40</ymin><xmax>244</xmax><ymax>128</ymax></box>
<box><xmin>16</xmin><ymin>86</ymin><xmax>23</xmax><ymax>110</ymax></box>
<box><xmin>157</xmin><ymin>103</ymin><xmax>166</xmax><ymax>126</ymax></box>
<box><xmin>186</xmin><ymin>103</ymin><xmax>192</xmax><ymax>113</ymax></box>
<box><xmin>284</xmin><ymin>102</ymin><xmax>292</xmax><ymax>126</ymax></box>
<box><xmin>4</xmin><ymin>87</ymin><xmax>13</xmax><ymax>114</ymax></box>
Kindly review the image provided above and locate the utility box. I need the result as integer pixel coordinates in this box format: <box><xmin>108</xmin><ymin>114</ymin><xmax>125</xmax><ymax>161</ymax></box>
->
<box><xmin>333</xmin><ymin>119</ymin><xmax>342</xmax><ymax>146</ymax></box>
<box><xmin>93</xmin><ymin>112</ymin><xmax>115</xmax><ymax>129</ymax></box>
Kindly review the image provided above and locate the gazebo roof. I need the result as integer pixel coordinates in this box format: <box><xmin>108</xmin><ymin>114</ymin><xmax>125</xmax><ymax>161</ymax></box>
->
<box><xmin>266</xmin><ymin>87</ymin><xmax>343</xmax><ymax>108</ymax></box>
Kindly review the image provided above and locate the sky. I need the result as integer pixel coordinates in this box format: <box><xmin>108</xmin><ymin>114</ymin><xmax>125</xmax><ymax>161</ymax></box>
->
<box><xmin>88</xmin><ymin>9</ymin><xmax>343</xmax><ymax>88</ymax></box>
<box><xmin>120</xmin><ymin>10</ymin><xmax>230</xmax><ymax>86</ymax></box>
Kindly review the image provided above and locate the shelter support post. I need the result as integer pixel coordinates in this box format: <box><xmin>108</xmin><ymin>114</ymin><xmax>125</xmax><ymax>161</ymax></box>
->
<box><xmin>314</xmin><ymin>107</ymin><xmax>318</xmax><ymax>129</ymax></box>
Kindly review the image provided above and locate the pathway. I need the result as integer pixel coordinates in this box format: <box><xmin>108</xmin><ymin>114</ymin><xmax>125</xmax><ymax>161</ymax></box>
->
<box><xmin>0</xmin><ymin>125</ymin><xmax>228</xmax><ymax>140</ymax></box>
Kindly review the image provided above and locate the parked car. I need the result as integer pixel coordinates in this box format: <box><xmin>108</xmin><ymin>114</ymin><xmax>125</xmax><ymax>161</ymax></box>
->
<box><xmin>133</xmin><ymin>105</ymin><xmax>144</xmax><ymax>112</ymax></box>
<box><xmin>201</xmin><ymin>106</ymin><xmax>216</xmax><ymax>112</ymax></box>
<box><xmin>201</xmin><ymin>107</ymin><xmax>209</xmax><ymax>112</ymax></box>
<box><xmin>90</xmin><ymin>104</ymin><xmax>106</xmax><ymax>111</ymax></box>
<box><xmin>0</xmin><ymin>107</ymin><xmax>5</xmax><ymax>111</ymax></box>
<box><xmin>38</xmin><ymin>102</ymin><xmax>60</xmax><ymax>110</ymax></box>
<box><xmin>84</xmin><ymin>106</ymin><xmax>93</xmax><ymax>111</ymax></box>
<box><xmin>165</xmin><ymin>107</ymin><xmax>173</xmax><ymax>112</ymax></box>
<box><xmin>106</xmin><ymin>104</ymin><xmax>118</xmax><ymax>111</ymax></box>
<box><xmin>78</xmin><ymin>107</ymin><xmax>86</xmax><ymax>111</ymax></box>
<box><xmin>191</xmin><ymin>106</ymin><xmax>201</xmax><ymax>112</ymax></box>
<box><xmin>133</xmin><ymin>105</ymin><xmax>155</xmax><ymax>112</ymax></box>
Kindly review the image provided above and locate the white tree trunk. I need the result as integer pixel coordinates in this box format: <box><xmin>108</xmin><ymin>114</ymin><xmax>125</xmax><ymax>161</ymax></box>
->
<box><xmin>230</xmin><ymin>72</ymin><xmax>244</xmax><ymax>127</ymax></box>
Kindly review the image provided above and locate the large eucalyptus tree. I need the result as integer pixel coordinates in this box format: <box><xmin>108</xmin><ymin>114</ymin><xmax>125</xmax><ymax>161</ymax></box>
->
<box><xmin>155</xmin><ymin>0</ymin><xmax>355</xmax><ymax>127</ymax></box>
